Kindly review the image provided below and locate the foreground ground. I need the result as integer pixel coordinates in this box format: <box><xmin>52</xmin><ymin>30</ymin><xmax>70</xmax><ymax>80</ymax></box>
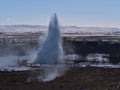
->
<box><xmin>0</xmin><ymin>67</ymin><xmax>120</xmax><ymax>90</ymax></box>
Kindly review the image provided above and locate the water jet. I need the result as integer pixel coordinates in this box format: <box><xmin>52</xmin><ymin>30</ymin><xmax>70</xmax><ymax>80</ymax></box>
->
<box><xmin>34</xmin><ymin>13</ymin><xmax>64</xmax><ymax>64</ymax></box>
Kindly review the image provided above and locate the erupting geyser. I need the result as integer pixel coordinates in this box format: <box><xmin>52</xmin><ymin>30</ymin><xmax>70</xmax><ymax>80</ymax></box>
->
<box><xmin>31</xmin><ymin>14</ymin><xmax>67</xmax><ymax>82</ymax></box>
<box><xmin>34</xmin><ymin>13</ymin><xmax>64</xmax><ymax>64</ymax></box>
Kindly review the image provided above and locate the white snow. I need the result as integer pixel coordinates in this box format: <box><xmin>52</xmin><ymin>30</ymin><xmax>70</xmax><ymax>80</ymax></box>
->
<box><xmin>0</xmin><ymin>25</ymin><xmax>120</xmax><ymax>35</ymax></box>
<box><xmin>74</xmin><ymin>62</ymin><xmax>120</xmax><ymax>68</ymax></box>
<box><xmin>0</xmin><ymin>66</ymin><xmax>31</xmax><ymax>71</ymax></box>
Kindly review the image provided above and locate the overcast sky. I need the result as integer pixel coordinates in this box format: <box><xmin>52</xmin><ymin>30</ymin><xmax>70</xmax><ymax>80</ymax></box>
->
<box><xmin>0</xmin><ymin>0</ymin><xmax>120</xmax><ymax>27</ymax></box>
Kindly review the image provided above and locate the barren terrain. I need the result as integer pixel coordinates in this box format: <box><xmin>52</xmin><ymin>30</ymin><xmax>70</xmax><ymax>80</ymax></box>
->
<box><xmin>0</xmin><ymin>67</ymin><xmax>120</xmax><ymax>90</ymax></box>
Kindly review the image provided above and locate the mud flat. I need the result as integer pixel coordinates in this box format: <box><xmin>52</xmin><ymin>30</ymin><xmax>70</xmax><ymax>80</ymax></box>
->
<box><xmin>0</xmin><ymin>67</ymin><xmax>120</xmax><ymax>90</ymax></box>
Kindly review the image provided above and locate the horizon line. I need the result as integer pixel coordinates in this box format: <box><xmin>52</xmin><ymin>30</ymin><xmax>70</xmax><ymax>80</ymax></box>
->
<box><xmin>0</xmin><ymin>24</ymin><xmax>120</xmax><ymax>28</ymax></box>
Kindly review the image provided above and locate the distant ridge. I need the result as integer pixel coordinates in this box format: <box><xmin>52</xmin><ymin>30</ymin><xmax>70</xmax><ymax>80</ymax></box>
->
<box><xmin>0</xmin><ymin>25</ymin><xmax>120</xmax><ymax>35</ymax></box>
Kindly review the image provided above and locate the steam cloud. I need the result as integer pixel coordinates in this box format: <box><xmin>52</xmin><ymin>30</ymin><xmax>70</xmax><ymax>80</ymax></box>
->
<box><xmin>34</xmin><ymin>13</ymin><xmax>64</xmax><ymax>64</ymax></box>
<box><xmin>33</xmin><ymin>13</ymin><xmax>67</xmax><ymax>82</ymax></box>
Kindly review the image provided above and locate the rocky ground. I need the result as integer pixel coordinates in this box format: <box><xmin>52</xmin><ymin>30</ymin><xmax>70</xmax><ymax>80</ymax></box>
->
<box><xmin>0</xmin><ymin>67</ymin><xmax>120</xmax><ymax>90</ymax></box>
